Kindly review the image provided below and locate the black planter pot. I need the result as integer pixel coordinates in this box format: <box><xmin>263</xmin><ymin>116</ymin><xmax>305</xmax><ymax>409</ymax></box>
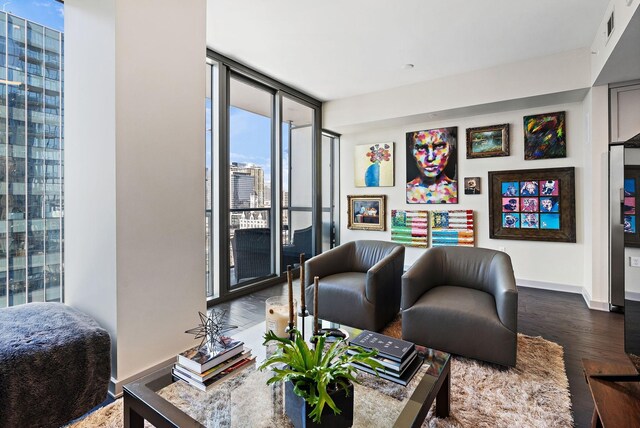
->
<box><xmin>284</xmin><ymin>380</ymin><xmax>354</xmax><ymax>428</ymax></box>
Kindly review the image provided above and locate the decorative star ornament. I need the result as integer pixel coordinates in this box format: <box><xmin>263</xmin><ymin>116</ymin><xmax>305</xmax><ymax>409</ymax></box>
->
<box><xmin>185</xmin><ymin>310</ymin><xmax>238</xmax><ymax>351</ymax></box>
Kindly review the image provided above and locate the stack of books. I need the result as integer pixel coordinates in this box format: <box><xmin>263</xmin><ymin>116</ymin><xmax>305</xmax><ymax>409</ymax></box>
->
<box><xmin>349</xmin><ymin>330</ymin><xmax>422</xmax><ymax>386</ymax></box>
<box><xmin>172</xmin><ymin>337</ymin><xmax>255</xmax><ymax>392</ymax></box>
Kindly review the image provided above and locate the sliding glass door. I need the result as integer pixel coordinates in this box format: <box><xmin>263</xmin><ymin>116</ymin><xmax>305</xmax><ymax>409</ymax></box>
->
<box><xmin>228</xmin><ymin>76</ymin><xmax>275</xmax><ymax>288</ymax></box>
<box><xmin>205</xmin><ymin>52</ymin><xmax>323</xmax><ymax>303</ymax></box>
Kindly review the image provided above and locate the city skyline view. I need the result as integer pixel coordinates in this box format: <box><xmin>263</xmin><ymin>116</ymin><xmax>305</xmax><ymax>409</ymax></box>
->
<box><xmin>2</xmin><ymin>0</ymin><xmax>63</xmax><ymax>32</ymax></box>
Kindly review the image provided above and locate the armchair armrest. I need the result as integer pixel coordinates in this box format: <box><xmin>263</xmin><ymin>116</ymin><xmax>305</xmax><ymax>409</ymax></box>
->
<box><xmin>401</xmin><ymin>249</ymin><xmax>443</xmax><ymax>310</ymax></box>
<box><xmin>304</xmin><ymin>242</ymin><xmax>353</xmax><ymax>287</ymax></box>
<box><xmin>487</xmin><ymin>252</ymin><xmax>518</xmax><ymax>332</ymax></box>
<box><xmin>366</xmin><ymin>246</ymin><xmax>404</xmax><ymax>304</ymax></box>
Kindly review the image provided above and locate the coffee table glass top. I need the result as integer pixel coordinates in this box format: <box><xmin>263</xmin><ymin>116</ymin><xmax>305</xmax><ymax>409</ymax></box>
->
<box><xmin>124</xmin><ymin>319</ymin><xmax>450</xmax><ymax>428</ymax></box>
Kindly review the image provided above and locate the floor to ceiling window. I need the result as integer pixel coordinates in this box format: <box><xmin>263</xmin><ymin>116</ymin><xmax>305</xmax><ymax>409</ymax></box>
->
<box><xmin>0</xmin><ymin>4</ymin><xmax>64</xmax><ymax>307</ymax></box>
<box><xmin>205</xmin><ymin>52</ymin><xmax>324</xmax><ymax>303</ymax></box>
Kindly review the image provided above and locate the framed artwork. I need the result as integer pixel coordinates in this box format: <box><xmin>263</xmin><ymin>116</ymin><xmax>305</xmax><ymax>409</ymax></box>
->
<box><xmin>523</xmin><ymin>111</ymin><xmax>566</xmax><ymax>160</ymax></box>
<box><xmin>406</xmin><ymin>127</ymin><xmax>458</xmax><ymax>204</ymax></box>
<box><xmin>466</xmin><ymin>124</ymin><xmax>509</xmax><ymax>159</ymax></box>
<box><xmin>431</xmin><ymin>210</ymin><xmax>475</xmax><ymax>247</ymax></box>
<box><xmin>488</xmin><ymin>167</ymin><xmax>575</xmax><ymax>242</ymax></box>
<box><xmin>390</xmin><ymin>210</ymin><xmax>429</xmax><ymax>247</ymax></box>
<box><xmin>347</xmin><ymin>195</ymin><xmax>386</xmax><ymax>231</ymax></box>
<box><xmin>464</xmin><ymin>177</ymin><xmax>481</xmax><ymax>195</ymax></box>
<box><xmin>624</xmin><ymin>167</ymin><xmax>640</xmax><ymax>247</ymax></box>
<box><xmin>354</xmin><ymin>143</ymin><xmax>394</xmax><ymax>187</ymax></box>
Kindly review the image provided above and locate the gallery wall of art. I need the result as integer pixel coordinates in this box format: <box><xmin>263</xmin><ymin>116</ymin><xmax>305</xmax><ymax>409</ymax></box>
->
<box><xmin>338</xmin><ymin>100</ymin><xmax>587</xmax><ymax>290</ymax></box>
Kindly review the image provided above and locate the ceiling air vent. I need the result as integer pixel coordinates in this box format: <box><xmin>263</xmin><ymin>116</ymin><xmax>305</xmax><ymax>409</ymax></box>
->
<box><xmin>607</xmin><ymin>10</ymin><xmax>615</xmax><ymax>39</ymax></box>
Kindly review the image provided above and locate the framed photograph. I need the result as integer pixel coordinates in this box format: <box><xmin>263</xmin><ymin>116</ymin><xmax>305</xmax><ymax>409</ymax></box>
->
<box><xmin>488</xmin><ymin>167</ymin><xmax>575</xmax><ymax>242</ymax></box>
<box><xmin>464</xmin><ymin>177</ymin><xmax>481</xmax><ymax>195</ymax></box>
<box><xmin>354</xmin><ymin>143</ymin><xmax>394</xmax><ymax>187</ymax></box>
<box><xmin>347</xmin><ymin>195</ymin><xmax>386</xmax><ymax>231</ymax></box>
<box><xmin>523</xmin><ymin>111</ymin><xmax>566</xmax><ymax>160</ymax></box>
<box><xmin>406</xmin><ymin>127</ymin><xmax>458</xmax><ymax>204</ymax></box>
<box><xmin>466</xmin><ymin>124</ymin><xmax>509</xmax><ymax>159</ymax></box>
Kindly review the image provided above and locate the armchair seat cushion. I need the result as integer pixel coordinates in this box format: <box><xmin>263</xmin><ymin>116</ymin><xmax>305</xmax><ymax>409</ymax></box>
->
<box><xmin>403</xmin><ymin>286</ymin><xmax>516</xmax><ymax>366</ymax></box>
<box><xmin>316</xmin><ymin>272</ymin><xmax>370</xmax><ymax>327</ymax></box>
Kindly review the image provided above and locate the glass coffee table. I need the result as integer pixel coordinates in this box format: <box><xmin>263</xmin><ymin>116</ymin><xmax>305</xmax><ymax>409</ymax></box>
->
<box><xmin>123</xmin><ymin>320</ymin><xmax>451</xmax><ymax>428</ymax></box>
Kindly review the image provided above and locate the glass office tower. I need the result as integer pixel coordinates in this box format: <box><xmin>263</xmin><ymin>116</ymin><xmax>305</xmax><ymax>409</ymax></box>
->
<box><xmin>0</xmin><ymin>12</ymin><xmax>64</xmax><ymax>307</ymax></box>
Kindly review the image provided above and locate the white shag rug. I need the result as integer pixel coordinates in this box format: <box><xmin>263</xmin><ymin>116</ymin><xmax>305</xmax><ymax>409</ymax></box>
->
<box><xmin>70</xmin><ymin>333</ymin><xmax>573</xmax><ymax>428</ymax></box>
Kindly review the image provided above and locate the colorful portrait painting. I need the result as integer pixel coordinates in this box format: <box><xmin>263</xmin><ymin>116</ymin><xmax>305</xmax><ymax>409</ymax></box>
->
<box><xmin>406</xmin><ymin>127</ymin><xmax>458</xmax><ymax>204</ymax></box>
<box><xmin>521</xmin><ymin>198</ymin><xmax>538</xmax><ymax>212</ymax></box>
<box><xmin>540</xmin><ymin>180</ymin><xmax>559</xmax><ymax>196</ymax></box>
<box><xmin>523</xmin><ymin>111</ymin><xmax>566</xmax><ymax>160</ymax></box>
<box><xmin>501</xmin><ymin>181</ymin><xmax>519</xmax><ymax>197</ymax></box>
<box><xmin>502</xmin><ymin>213</ymin><xmax>519</xmax><ymax>228</ymax></box>
<box><xmin>521</xmin><ymin>213</ymin><xmax>539</xmax><ymax>229</ymax></box>
<box><xmin>625</xmin><ymin>197</ymin><xmax>636</xmax><ymax>215</ymax></box>
<box><xmin>502</xmin><ymin>198</ymin><xmax>519</xmax><ymax>212</ymax></box>
<box><xmin>520</xmin><ymin>181</ymin><xmax>539</xmax><ymax>196</ymax></box>
<box><xmin>540</xmin><ymin>197</ymin><xmax>559</xmax><ymax>212</ymax></box>
<box><xmin>625</xmin><ymin>215</ymin><xmax>637</xmax><ymax>234</ymax></box>
<box><xmin>354</xmin><ymin>143</ymin><xmax>394</xmax><ymax>187</ymax></box>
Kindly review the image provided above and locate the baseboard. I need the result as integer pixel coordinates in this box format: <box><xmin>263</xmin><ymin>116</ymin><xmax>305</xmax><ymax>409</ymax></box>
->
<box><xmin>626</xmin><ymin>291</ymin><xmax>640</xmax><ymax>301</ymax></box>
<box><xmin>516</xmin><ymin>278</ymin><xmax>609</xmax><ymax>311</ymax></box>
<box><xmin>108</xmin><ymin>355</ymin><xmax>176</xmax><ymax>398</ymax></box>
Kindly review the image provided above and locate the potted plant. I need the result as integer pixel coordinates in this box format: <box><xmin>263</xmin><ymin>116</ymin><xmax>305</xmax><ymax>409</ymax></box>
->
<box><xmin>259</xmin><ymin>330</ymin><xmax>382</xmax><ymax>427</ymax></box>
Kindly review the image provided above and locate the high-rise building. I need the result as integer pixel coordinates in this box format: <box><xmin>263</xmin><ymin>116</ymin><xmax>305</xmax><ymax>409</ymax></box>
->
<box><xmin>0</xmin><ymin>12</ymin><xmax>64</xmax><ymax>307</ymax></box>
<box><xmin>230</xmin><ymin>162</ymin><xmax>264</xmax><ymax>208</ymax></box>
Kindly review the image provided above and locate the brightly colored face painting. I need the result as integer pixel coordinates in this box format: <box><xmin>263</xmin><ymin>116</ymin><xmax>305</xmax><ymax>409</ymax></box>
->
<box><xmin>406</xmin><ymin>127</ymin><xmax>457</xmax><ymax>204</ymax></box>
<box><xmin>500</xmin><ymin>179</ymin><xmax>561</xmax><ymax>229</ymax></box>
<box><xmin>411</xmin><ymin>131</ymin><xmax>450</xmax><ymax>177</ymax></box>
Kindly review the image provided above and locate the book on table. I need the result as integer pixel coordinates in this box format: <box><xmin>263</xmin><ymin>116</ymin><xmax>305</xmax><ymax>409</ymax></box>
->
<box><xmin>177</xmin><ymin>337</ymin><xmax>244</xmax><ymax>373</ymax></box>
<box><xmin>351</xmin><ymin>353</ymin><xmax>423</xmax><ymax>386</ymax></box>
<box><xmin>173</xmin><ymin>354</ymin><xmax>256</xmax><ymax>392</ymax></box>
<box><xmin>349</xmin><ymin>330</ymin><xmax>415</xmax><ymax>362</ymax></box>
<box><xmin>347</xmin><ymin>348</ymin><xmax>418</xmax><ymax>372</ymax></box>
<box><xmin>174</xmin><ymin>348</ymin><xmax>252</xmax><ymax>383</ymax></box>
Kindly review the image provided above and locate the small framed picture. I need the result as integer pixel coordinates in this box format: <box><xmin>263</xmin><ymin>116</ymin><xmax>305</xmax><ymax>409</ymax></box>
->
<box><xmin>466</xmin><ymin>124</ymin><xmax>509</xmax><ymax>159</ymax></box>
<box><xmin>464</xmin><ymin>177</ymin><xmax>481</xmax><ymax>195</ymax></box>
<box><xmin>347</xmin><ymin>195</ymin><xmax>386</xmax><ymax>231</ymax></box>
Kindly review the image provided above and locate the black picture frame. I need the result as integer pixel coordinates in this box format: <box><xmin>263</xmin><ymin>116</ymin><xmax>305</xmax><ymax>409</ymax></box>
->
<box><xmin>488</xmin><ymin>167</ymin><xmax>576</xmax><ymax>242</ymax></box>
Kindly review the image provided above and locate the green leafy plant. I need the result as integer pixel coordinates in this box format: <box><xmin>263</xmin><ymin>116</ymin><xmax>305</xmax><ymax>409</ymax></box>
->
<box><xmin>258</xmin><ymin>330</ymin><xmax>382</xmax><ymax>423</ymax></box>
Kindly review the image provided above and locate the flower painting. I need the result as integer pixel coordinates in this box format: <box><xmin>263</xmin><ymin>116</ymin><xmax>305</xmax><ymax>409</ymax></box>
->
<box><xmin>354</xmin><ymin>143</ymin><xmax>394</xmax><ymax>187</ymax></box>
<box><xmin>523</xmin><ymin>111</ymin><xmax>566</xmax><ymax>160</ymax></box>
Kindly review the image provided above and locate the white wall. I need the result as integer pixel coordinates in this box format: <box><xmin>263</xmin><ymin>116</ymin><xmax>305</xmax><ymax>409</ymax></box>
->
<box><xmin>65</xmin><ymin>0</ymin><xmax>207</xmax><ymax>394</ymax></box>
<box><xmin>338</xmin><ymin>102</ymin><xmax>587</xmax><ymax>291</ymax></box>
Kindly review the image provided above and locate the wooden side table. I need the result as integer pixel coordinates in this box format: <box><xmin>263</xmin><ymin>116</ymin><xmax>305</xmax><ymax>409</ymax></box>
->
<box><xmin>582</xmin><ymin>359</ymin><xmax>640</xmax><ymax>427</ymax></box>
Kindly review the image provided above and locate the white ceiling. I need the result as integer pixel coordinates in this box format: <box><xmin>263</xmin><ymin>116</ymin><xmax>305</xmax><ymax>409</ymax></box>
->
<box><xmin>207</xmin><ymin>0</ymin><xmax>611</xmax><ymax>102</ymax></box>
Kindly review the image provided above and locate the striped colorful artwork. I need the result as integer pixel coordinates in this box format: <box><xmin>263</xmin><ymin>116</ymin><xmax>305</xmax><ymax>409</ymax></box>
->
<box><xmin>390</xmin><ymin>210</ymin><xmax>429</xmax><ymax>247</ymax></box>
<box><xmin>430</xmin><ymin>210</ymin><xmax>475</xmax><ymax>247</ymax></box>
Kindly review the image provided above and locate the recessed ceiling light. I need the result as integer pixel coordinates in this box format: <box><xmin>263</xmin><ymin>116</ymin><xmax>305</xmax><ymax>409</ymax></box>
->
<box><xmin>402</xmin><ymin>64</ymin><xmax>415</xmax><ymax>70</ymax></box>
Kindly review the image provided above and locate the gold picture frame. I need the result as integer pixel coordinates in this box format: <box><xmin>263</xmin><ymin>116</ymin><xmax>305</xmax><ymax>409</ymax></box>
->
<box><xmin>466</xmin><ymin>123</ymin><xmax>510</xmax><ymax>159</ymax></box>
<box><xmin>347</xmin><ymin>195</ymin><xmax>386</xmax><ymax>231</ymax></box>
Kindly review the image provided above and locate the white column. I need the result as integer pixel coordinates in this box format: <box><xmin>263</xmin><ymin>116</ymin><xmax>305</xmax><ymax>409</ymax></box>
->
<box><xmin>65</xmin><ymin>0</ymin><xmax>206</xmax><ymax>395</ymax></box>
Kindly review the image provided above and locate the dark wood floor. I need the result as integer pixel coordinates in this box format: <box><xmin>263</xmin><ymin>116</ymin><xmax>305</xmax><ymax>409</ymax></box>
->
<box><xmin>213</xmin><ymin>283</ymin><xmax>627</xmax><ymax>428</ymax></box>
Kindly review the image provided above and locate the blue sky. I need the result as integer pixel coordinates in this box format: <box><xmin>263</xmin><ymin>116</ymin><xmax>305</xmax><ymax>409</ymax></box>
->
<box><xmin>4</xmin><ymin>0</ymin><xmax>63</xmax><ymax>32</ymax></box>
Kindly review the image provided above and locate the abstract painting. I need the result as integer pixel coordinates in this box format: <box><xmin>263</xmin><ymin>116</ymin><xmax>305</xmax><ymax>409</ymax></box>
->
<box><xmin>390</xmin><ymin>210</ymin><xmax>429</xmax><ymax>247</ymax></box>
<box><xmin>624</xmin><ymin>167</ymin><xmax>640</xmax><ymax>246</ymax></box>
<box><xmin>406</xmin><ymin>127</ymin><xmax>458</xmax><ymax>204</ymax></box>
<box><xmin>523</xmin><ymin>111</ymin><xmax>566</xmax><ymax>160</ymax></box>
<box><xmin>466</xmin><ymin>124</ymin><xmax>509</xmax><ymax>158</ymax></box>
<box><xmin>431</xmin><ymin>210</ymin><xmax>475</xmax><ymax>247</ymax></box>
<box><xmin>354</xmin><ymin>143</ymin><xmax>394</xmax><ymax>187</ymax></box>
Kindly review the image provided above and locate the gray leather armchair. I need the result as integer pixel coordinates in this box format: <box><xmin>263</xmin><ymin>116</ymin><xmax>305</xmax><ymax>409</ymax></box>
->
<box><xmin>304</xmin><ymin>240</ymin><xmax>405</xmax><ymax>332</ymax></box>
<box><xmin>402</xmin><ymin>246</ymin><xmax>518</xmax><ymax>367</ymax></box>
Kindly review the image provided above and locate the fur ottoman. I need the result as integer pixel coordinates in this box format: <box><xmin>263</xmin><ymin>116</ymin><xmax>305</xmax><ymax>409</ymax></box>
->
<box><xmin>0</xmin><ymin>302</ymin><xmax>111</xmax><ymax>428</ymax></box>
